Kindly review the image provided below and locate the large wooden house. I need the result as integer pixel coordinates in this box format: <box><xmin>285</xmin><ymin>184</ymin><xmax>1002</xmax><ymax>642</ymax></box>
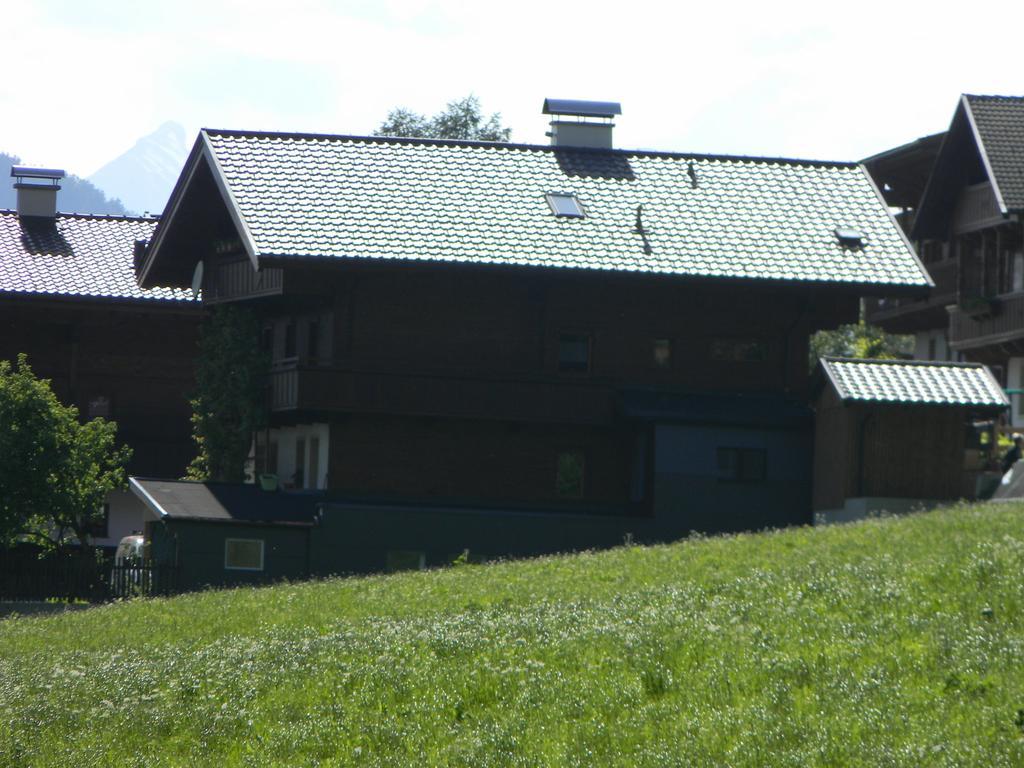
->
<box><xmin>0</xmin><ymin>167</ymin><xmax>201</xmax><ymax>547</ymax></box>
<box><xmin>864</xmin><ymin>95</ymin><xmax>1024</xmax><ymax>425</ymax></box>
<box><xmin>133</xmin><ymin>100</ymin><xmax>931</xmax><ymax>576</ymax></box>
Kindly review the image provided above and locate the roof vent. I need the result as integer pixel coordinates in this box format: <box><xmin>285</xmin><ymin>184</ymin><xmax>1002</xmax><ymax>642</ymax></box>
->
<box><xmin>10</xmin><ymin>166</ymin><xmax>65</xmax><ymax>219</ymax></box>
<box><xmin>543</xmin><ymin>98</ymin><xmax>621</xmax><ymax>149</ymax></box>
<box><xmin>835</xmin><ymin>228</ymin><xmax>866</xmax><ymax>249</ymax></box>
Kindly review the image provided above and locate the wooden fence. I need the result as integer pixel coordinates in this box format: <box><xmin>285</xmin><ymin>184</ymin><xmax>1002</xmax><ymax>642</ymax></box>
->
<box><xmin>0</xmin><ymin>548</ymin><xmax>178</xmax><ymax>602</ymax></box>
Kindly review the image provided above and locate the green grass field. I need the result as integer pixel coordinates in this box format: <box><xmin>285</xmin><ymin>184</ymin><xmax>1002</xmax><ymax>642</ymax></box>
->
<box><xmin>3</xmin><ymin>503</ymin><xmax>1024</xmax><ymax>766</ymax></box>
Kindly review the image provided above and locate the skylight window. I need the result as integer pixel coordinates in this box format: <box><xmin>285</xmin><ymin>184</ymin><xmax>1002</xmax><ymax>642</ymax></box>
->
<box><xmin>546</xmin><ymin>193</ymin><xmax>585</xmax><ymax>218</ymax></box>
<box><xmin>835</xmin><ymin>228</ymin><xmax>866</xmax><ymax>248</ymax></box>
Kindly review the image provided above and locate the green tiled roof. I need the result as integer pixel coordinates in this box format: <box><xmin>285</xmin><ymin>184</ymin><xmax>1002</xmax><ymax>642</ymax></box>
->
<box><xmin>189</xmin><ymin>130</ymin><xmax>929</xmax><ymax>288</ymax></box>
<box><xmin>821</xmin><ymin>357</ymin><xmax>1008</xmax><ymax>408</ymax></box>
<box><xmin>0</xmin><ymin>211</ymin><xmax>193</xmax><ymax>303</ymax></box>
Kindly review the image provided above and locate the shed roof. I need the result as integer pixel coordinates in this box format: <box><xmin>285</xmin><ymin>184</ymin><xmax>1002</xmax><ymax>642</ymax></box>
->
<box><xmin>819</xmin><ymin>357</ymin><xmax>1008</xmax><ymax>409</ymax></box>
<box><xmin>0</xmin><ymin>211</ymin><xmax>193</xmax><ymax>303</ymax></box>
<box><xmin>130</xmin><ymin>477</ymin><xmax>318</xmax><ymax>525</ymax></box>
<box><xmin>142</xmin><ymin>130</ymin><xmax>930</xmax><ymax>291</ymax></box>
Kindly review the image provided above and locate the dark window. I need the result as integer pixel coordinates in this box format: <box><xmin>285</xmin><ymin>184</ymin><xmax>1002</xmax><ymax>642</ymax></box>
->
<box><xmin>260</xmin><ymin>325</ymin><xmax>273</xmax><ymax>353</ymax></box>
<box><xmin>559</xmin><ymin>334</ymin><xmax>591</xmax><ymax>373</ymax></box>
<box><xmin>710</xmin><ymin>339</ymin><xmax>768</xmax><ymax>362</ymax></box>
<box><xmin>652</xmin><ymin>338</ymin><xmax>672</xmax><ymax>368</ymax></box>
<box><xmin>386</xmin><ymin>550</ymin><xmax>426</xmax><ymax>572</ymax></box>
<box><xmin>294</xmin><ymin>437</ymin><xmax>306</xmax><ymax>488</ymax></box>
<box><xmin>307</xmin><ymin>319</ymin><xmax>320</xmax><ymax>361</ymax></box>
<box><xmin>284</xmin><ymin>321</ymin><xmax>296</xmax><ymax>359</ymax></box>
<box><xmin>556</xmin><ymin>451</ymin><xmax>586</xmax><ymax>498</ymax></box>
<box><xmin>88</xmin><ymin>396</ymin><xmax>111</xmax><ymax>419</ymax></box>
<box><xmin>928</xmin><ymin>337</ymin><xmax>937</xmax><ymax>360</ymax></box>
<box><xmin>717</xmin><ymin>447</ymin><xmax>767</xmax><ymax>483</ymax></box>
<box><xmin>86</xmin><ymin>503</ymin><xmax>110</xmax><ymax>539</ymax></box>
<box><xmin>308</xmin><ymin>436</ymin><xmax>320</xmax><ymax>490</ymax></box>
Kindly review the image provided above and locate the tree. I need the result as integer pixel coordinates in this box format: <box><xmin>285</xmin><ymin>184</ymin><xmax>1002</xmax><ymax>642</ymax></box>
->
<box><xmin>0</xmin><ymin>354</ymin><xmax>131</xmax><ymax>549</ymax></box>
<box><xmin>809</xmin><ymin>320</ymin><xmax>913</xmax><ymax>369</ymax></box>
<box><xmin>375</xmin><ymin>95</ymin><xmax>512</xmax><ymax>142</ymax></box>
<box><xmin>187</xmin><ymin>306</ymin><xmax>270</xmax><ymax>483</ymax></box>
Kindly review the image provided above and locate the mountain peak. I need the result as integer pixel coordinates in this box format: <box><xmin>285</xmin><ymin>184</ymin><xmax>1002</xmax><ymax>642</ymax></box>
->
<box><xmin>89</xmin><ymin>121</ymin><xmax>188</xmax><ymax>216</ymax></box>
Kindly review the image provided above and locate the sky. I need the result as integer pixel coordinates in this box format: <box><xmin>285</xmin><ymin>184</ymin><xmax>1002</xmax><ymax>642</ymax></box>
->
<box><xmin>3</xmin><ymin>0</ymin><xmax>1024</xmax><ymax>178</ymax></box>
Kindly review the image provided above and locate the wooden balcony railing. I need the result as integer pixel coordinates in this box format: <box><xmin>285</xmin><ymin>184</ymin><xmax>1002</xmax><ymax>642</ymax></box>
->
<box><xmin>952</xmin><ymin>182</ymin><xmax>1004</xmax><ymax>235</ymax></box>
<box><xmin>864</xmin><ymin>258</ymin><xmax>957</xmax><ymax>332</ymax></box>
<box><xmin>204</xmin><ymin>260</ymin><xmax>284</xmax><ymax>304</ymax></box>
<box><xmin>949</xmin><ymin>292</ymin><xmax>1024</xmax><ymax>349</ymax></box>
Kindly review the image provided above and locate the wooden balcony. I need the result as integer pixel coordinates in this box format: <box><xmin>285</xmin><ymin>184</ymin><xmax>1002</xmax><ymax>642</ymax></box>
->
<box><xmin>952</xmin><ymin>182</ymin><xmax>1005</xmax><ymax>235</ymax></box>
<box><xmin>864</xmin><ymin>258</ymin><xmax>957</xmax><ymax>334</ymax></box>
<box><xmin>268</xmin><ymin>364</ymin><xmax>615</xmax><ymax>425</ymax></box>
<box><xmin>204</xmin><ymin>259</ymin><xmax>283</xmax><ymax>304</ymax></box>
<box><xmin>949</xmin><ymin>291</ymin><xmax>1024</xmax><ymax>350</ymax></box>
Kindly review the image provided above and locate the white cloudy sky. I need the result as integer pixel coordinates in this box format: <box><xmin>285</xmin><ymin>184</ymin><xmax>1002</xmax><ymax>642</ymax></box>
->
<box><xmin>3</xmin><ymin>0</ymin><xmax>1023</xmax><ymax>177</ymax></box>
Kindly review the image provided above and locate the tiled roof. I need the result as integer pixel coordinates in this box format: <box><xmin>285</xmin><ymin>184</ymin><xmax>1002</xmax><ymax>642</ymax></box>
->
<box><xmin>192</xmin><ymin>130</ymin><xmax>929</xmax><ymax>288</ymax></box>
<box><xmin>965</xmin><ymin>94</ymin><xmax>1024</xmax><ymax>211</ymax></box>
<box><xmin>821</xmin><ymin>357</ymin><xmax>1008</xmax><ymax>408</ymax></box>
<box><xmin>0</xmin><ymin>211</ymin><xmax>193</xmax><ymax>302</ymax></box>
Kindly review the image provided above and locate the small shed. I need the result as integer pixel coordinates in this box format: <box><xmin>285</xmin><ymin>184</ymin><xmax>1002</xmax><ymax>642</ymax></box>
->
<box><xmin>131</xmin><ymin>478</ymin><xmax>319</xmax><ymax>590</ymax></box>
<box><xmin>813</xmin><ymin>358</ymin><xmax>1008</xmax><ymax>523</ymax></box>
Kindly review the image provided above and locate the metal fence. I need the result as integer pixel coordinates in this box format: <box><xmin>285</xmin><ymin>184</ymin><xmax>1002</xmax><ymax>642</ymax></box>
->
<box><xmin>0</xmin><ymin>548</ymin><xmax>178</xmax><ymax>602</ymax></box>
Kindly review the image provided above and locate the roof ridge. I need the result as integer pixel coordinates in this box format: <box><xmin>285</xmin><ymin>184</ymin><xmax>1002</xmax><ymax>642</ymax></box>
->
<box><xmin>964</xmin><ymin>93</ymin><xmax>1024</xmax><ymax>102</ymax></box>
<box><xmin>0</xmin><ymin>208</ymin><xmax>159</xmax><ymax>223</ymax></box>
<box><xmin>823</xmin><ymin>356</ymin><xmax>985</xmax><ymax>368</ymax></box>
<box><xmin>200</xmin><ymin>128</ymin><xmax>860</xmax><ymax>169</ymax></box>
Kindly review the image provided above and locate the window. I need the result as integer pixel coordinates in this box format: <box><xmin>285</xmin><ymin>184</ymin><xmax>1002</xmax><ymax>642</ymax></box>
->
<box><xmin>556</xmin><ymin>451</ymin><xmax>586</xmax><ymax>498</ymax></box>
<box><xmin>546</xmin><ymin>193</ymin><xmax>585</xmax><ymax>218</ymax></box>
<box><xmin>717</xmin><ymin>447</ymin><xmax>767</xmax><ymax>483</ymax></box>
<box><xmin>225</xmin><ymin>539</ymin><xmax>264</xmax><ymax>571</ymax></box>
<box><xmin>294</xmin><ymin>437</ymin><xmax>306</xmax><ymax>488</ymax></box>
<box><xmin>308</xmin><ymin>436</ymin><xmax>320</xmax><ymax>490</ymax></box>
<box><xmin>86</xmin><ymin>503</ymin><xmax>110</xmax><ymax>539</ymax></box>
<box><xmin>652</xmin><ymin>338</ymin><xmax>672</xmax><ymax>368</ymax></box>
<box><xmin>559</xmin><ymin>333</ymin><xmax>591</xmax><ymax>373</ymax></box>
<box><xmin>386</xmin><ymin>550</ymin><xmax>426</xmax><ymax>572</ymax></box>
<box><xmin>710</xmin><ymin>339</ymin><xmax>768</xmax><ymax>362</ymax></box>
<box><xmin>927</xmin><ymin>336</ymin><xmax>937</xmax><ymax>361</ymax></box>
<box><xmin>88</xmin><ymin>396</ymin><xmax>111</xmax><ymax>419</ymax></box>
<box><xmin>284</xmin><ymin>320</ymin><xmax>296</xmax><ymax>359</ymax></box>
<box><xmin>307</xmin><ymin>319</ymin><xmax>320</xmax><ymax>362</ymax></box>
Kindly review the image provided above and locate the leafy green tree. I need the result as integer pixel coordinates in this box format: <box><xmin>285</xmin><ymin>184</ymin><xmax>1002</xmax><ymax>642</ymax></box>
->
<box><xmin>0</xmin><ymin>354</ymin><xmax>130</xmax><ymax>549</ymax></box>
<box><xmin>809</xmin><ymin>320</ymin><xmax>912</xmax><ymax>369</ymax></box>
<box><xmin>187</xmin><ymin>306</ymin><xmax>270</xmax><ymax>483</ymax></box>
<box><xmin>376</xmin><ymin>95</ymin><xmax>512</xmax><ymax>142</ymax></box>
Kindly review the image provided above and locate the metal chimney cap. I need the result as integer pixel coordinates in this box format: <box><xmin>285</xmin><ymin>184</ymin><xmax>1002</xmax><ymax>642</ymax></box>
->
<box><xmin>10</xmin><ymin>166</ymin><xmax>66</xmax><ymax>180</ymax></box>
<box><xmin>542</xmin><ymin>99</ymin><xmax>621</xmax><ymax>119</ymax></box>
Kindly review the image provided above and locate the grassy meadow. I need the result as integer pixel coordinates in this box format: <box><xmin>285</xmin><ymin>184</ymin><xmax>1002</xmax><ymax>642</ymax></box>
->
<box><xmin>3</xmin><ymin>503</ymin><xmax>1024</xmax><ymax>766</ymax></box>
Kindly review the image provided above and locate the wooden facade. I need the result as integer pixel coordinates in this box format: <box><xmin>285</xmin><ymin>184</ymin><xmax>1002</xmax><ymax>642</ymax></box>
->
<box><xmin>0</xmin><ymin>296</ymin><xmax>200</xmax><ymax>545</ymax></box>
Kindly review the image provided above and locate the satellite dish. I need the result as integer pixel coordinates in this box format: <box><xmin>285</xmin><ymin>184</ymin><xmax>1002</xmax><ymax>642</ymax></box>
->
<box><xmin>191</xmin><ymin>260</ymin><xmax>204</xmax><ymax>299</ymax></box>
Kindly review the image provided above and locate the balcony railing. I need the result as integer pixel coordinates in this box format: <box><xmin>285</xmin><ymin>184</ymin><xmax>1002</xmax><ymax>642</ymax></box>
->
<box><xmin>952</xmin><ymin>182</ymin><xmax>1004</xmax><ymax>235</ymax></box>
<box><xmin>204</xmin><ymin>260</ymin><xmax>284</xmax><ymax>304</ymax></box>
<box><xmin>864</xmin><ymin>258</ymin><xmax>957</xmax><ymax>332</ymax></box>
<box><xmin>268</xmin><ymin>364</ymin><xmax>615</xmax><ymax>425</ymax></box>
<box><xmin>949</xmin><ymin>291</ymin><xmax>1024</xmax><ymax>349</ymax></box>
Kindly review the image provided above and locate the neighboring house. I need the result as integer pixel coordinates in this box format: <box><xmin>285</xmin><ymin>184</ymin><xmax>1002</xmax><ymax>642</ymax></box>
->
<box><xmin>133</xmin><ymin>99</ymin><xmax>930</xmax><ymax>578</ymax></box>
<box><xmin>0</xmin><ymin>167</ymin><xmax>201</xmax><ymax>548</ymax></box>
<box><xmin>813</xmin><ymin>357</ymin><xmax>1008</xmax><ymax>523</ymax></box>
<box><xmin>864</xmin><ymin>95</ymin><xmax>1024</xmax><ymax>424</ymax></box>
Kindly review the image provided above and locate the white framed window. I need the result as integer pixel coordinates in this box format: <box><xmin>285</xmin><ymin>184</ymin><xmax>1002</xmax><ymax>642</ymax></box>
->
<box><xmin>224</xmin><ymin>538</ymin><xmax>265</xmax><ymax>571</ymax></box>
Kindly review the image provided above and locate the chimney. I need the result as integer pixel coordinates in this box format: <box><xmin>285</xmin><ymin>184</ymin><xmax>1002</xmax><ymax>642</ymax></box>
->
<box><xmin>543</xmin><ymin>99</ymin><xmax>621</xmax><ymax>149</ymax></box>
<box><xmin>10</xmin><ymin>166</ymin><xmax>65</xmax><ymax>218</ymax></box>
